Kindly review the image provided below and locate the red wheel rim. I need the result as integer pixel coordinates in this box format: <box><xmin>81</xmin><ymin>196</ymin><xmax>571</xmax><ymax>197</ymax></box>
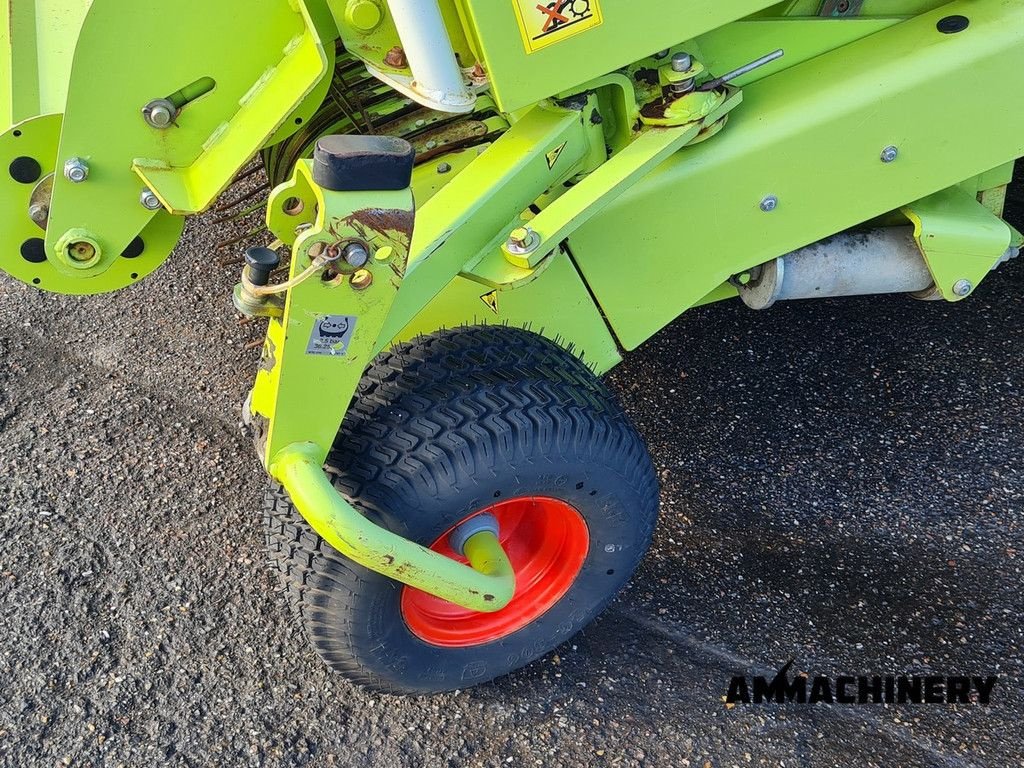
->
<box><xmin>401</xmin><ymin>496</ymin><xmax>590</xmax><ymax>647</ymax></box>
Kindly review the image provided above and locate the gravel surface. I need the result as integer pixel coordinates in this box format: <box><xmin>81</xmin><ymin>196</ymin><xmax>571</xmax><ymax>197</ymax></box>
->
<box><xmin>1</xmin><ymin>166</ymin><xmax>1022</xmax><ymax>767</ymax></box>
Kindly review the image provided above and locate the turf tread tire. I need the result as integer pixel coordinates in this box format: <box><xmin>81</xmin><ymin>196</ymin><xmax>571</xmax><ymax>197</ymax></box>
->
<box><xmin>264</xmin><ymin>325</ymin><xmax>658</xmax><ymax>694</ymax></box>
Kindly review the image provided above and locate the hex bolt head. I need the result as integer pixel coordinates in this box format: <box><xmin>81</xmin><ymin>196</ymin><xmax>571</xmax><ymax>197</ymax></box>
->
<box><xmin>671</xmin><ymin>52</ymin><xmax>693</xmax><ymax>73</ymax></box>
<box><xmin>384</xmin><ymin>46</ymin><xmax>407</xmax><ymax>68</ymax></box>
<box><xmin>28</xmin><ymin>203</ymin><xmax>48</xmax><ymax>225</ymax></box>
<box><xmin>953</xmin><ymin>279</ymin><xmax>973</xmax><ymax>297</ymax></box>
<box><xmin>437</xmin><ymin>162</ymin><xmax>452</xmax><ymax>174</ymax></box>
<box><xmin>64</xmin><ymin>158</ymin><xmax>89</xmax><ymax>184</ymax></box>
<box><xmin>342</xmin><ymin>243</ymin><xmax>370</xmax><ymax>269</ymax></box>
<box><xmin>760</xmin><ymin>195</ymin><xmax>779</xmax><ymax>213</ymax></box>
<box><xmin>881</xmin><ymin>145</ymin><xmax>899</xmax><ymax>163</ymax></box>
<box><xmin>351</xmin><ymin>269</ymin><xmax>373</xmax><ymax>290</ymax></box>
<box><xmin>140</xmin><ymin>189</ymin><xmax>163</xmax><ymax>211</ymax></box>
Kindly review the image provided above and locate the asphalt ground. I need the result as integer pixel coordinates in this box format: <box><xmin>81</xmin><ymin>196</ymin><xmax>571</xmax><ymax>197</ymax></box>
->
<box><xmin>0</xmin><ymin>166</ymin><xmax>1022</xmax><ymax>767</ymax></box>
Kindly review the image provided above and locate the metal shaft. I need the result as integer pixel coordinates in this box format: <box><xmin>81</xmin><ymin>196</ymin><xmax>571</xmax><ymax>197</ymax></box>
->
<box><xmin>699</xmin><ymin>49</ymin><xmax>785</xmax><ymax>91</ymax></box>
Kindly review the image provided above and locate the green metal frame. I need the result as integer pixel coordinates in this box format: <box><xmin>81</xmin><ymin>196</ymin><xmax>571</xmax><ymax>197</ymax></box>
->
<box><xmin>3</xmin><ymin>0</ymin><xmax>1023</xmax><ymax>607</ymax></box>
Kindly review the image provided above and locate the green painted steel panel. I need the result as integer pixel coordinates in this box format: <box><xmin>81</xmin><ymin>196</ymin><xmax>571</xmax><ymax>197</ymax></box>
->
<box><xmin>457</xmin><ymin>0</ymin><xmax>779</xmax><ymax>112</ymax></box>
<box><xmin>567</xmin><ymin>0</ymin><xmax>1024</xmax><ymax>350</ymax></box>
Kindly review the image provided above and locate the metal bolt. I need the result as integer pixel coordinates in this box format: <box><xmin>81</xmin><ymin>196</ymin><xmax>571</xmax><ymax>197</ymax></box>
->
<box><xmin>140</xmin><ymin>189</ymin><xmax>162</xmax><ymax>211</ymax></box>
<box><xmin>64</xmin><ymin>158</ymin><xmax>89</xmax><ymax>184</ymax></box>
<box><xmin>437</xmin><ymin>162</ymin><xmax>452</xmax><ymax>174</ymax></box>
<box><xmin>671</xmin><ymin>52</ymin><xmax>693</xmax><ymax>73</ymax></box>
<box><xmin>384</xmin><ymin>46</ymin><xmax>407</xmax><ymax>68</ymax></box>
<box><xmin>653</xmin><ymin>49</ymin><xmax>670</xmax><ymax>60</ymax></box>
<box><xmin>760</xmin><ymin>196</ymin><xmax>779</xmax><ymax>213</ymax></box>
<box><xmin>507</xmin><ymin>226</ymin><xmax>539</xmax><ymax>253</ymax></box>
<box><xmin>342</xmin><ymin>243</ymin><xmax>370</xmax><ymax>269</ymax></box>
<box><xmin>952</xmin><ymin>279</ymin><xmax>973</xmax><ymax>297</ymax></box>
<box><xmin>351</xmin><ymin>269</ymin><xmax>373</xmax><ymax>290</ymax></box>
<box><xmin>143</xmin><ymin>99</ymin><xmax>177</xmax><ymax>129</ymax></box>
<box><xmin>880</xmin><ymin>145</ymin><xmax>899</xmax><ymax>163</ymax></box>
<box><xmin>28</xmin><ymin>203</ymin><xmax>48</xmax><ymax>225</ymax></box>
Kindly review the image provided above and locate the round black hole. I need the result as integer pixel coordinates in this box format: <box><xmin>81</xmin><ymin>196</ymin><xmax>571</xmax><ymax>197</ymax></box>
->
<box><xmin>589</xmin><ymin>490</ymin><xmax>597</xmax><ymax>496</ymax></box>
<box><xmin>937</xmin><ymin>15</ymin><xmax>969</xmax><ymax>33</ymax></box>
<box><xmin>20</xmin><ymin>238</ymin><xmax>46</xmax><ymax>264</ymax></box>
<box><xmin>32</xmin><ymin>277</ymin><xmax>41</xmax><ymax>285</ymax></box>
<box><xmin>295</xmin><ymin>117</ymin><xmax>303</xmax><ymax>125</ymax></box>
<box><xmin>121</xmin><ymin>236</ymin><xmax>145</xmax><ymax>259</ymax></box>
<box><xmin>13</xmin><ymin>130</ymin><xmax>22</xmax><ymax>138</ymax></box>
<box><xmin>606</xmin><ymin>569</ymin><xmax>615</xmax><ymax>576</ymax></box>
<box><xmin>9</xmin><ymin>156</ymin><xmax>42</xmax><ymax>184</ymax></box>
<box><xmin>130</xmin><ymin>272</ymin><xmax>139</xmax><ymax>280</ymax></box>
<box><xmin>493</xmin><ymin>491</ymin><xmax>501</xmax><ymax>498</ymax></box>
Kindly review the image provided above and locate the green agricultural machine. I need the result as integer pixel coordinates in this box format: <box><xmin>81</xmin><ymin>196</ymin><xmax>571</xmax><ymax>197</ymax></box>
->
<box><xmin>2</xmin><ymin>0</ymin><xmax>1021</xmax><ymax>693</ymax></box>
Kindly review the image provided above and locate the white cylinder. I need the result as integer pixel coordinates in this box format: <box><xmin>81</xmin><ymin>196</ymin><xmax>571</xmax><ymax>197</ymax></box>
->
<box><xmin>386</xmin><ymin>0</ymin><xmax>474</xmax><ymax>112</ymax></box>
<box><xmin>739</xmin><ymin>227</ymin><xmax>935</xmax><ymax>310</ymax></box>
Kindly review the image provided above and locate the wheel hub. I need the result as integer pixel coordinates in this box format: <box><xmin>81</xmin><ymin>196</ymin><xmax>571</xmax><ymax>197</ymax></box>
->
<box><xmin>401</xmin><ymin>496</ymin><xmax>590</xmax><ymax>648</ymax></box>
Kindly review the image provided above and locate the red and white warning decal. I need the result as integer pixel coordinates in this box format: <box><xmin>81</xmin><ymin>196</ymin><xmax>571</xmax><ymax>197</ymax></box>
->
<box><xmin>511</xmin><ymin>0</ymin><xmax>603</xmax><ymax>53</ymax></box>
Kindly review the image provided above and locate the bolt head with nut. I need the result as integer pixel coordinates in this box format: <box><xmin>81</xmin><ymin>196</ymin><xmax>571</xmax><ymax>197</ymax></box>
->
<box><xmin>952</xmin><ymin>279</ymin><xmax>973</xmax><ymax>297</ymax></box>
<box><xmin>509</xmin><ymin>227</ymin><xmax>531</xmax><ymax>248</ymax></box>
<box><xmin>143</xmin><ymin>99</ymin><xmax>178</xmax><ymax>129</ymax></box>
<box><xmin>760</xmin><ymin>196</ymin><xmax>779</xmax><ymax>213</ymax></box>
<box><xmin>384</xmin><ymin>46</ymin><xmax>407</xmax><ymax>69</ymax></box>
<box><xmin>506</xmin><ymin>226</ymin><xmax>542</xmax><ymax>256</ymax></box>
<box><xmin>343</xmin><ymin>243</ymin><xmax>370</xmax><ymax>269</ymax></box>
<box><xmin>881</xmin><ymin>145</ymin><xmax>899</xmax><ymax>163</ymax></box>
<box><xmin>671</xmin><ymin>52</ymin><xmax>693</xmax><ymax>73</ymax></box>
<box><xmin>28</xmin><ymin>203</ymin><xmax>48</xmax><ymax>225</ymax></box>
<box><xmin>140</xmin><ymin>189</ymin><xmax>163</xmax><ymax>211</ymax></box>
<box><xmin>64</xmin><ymin>158</ymin><xmax>89</xmax><ymax>184</ymax></box>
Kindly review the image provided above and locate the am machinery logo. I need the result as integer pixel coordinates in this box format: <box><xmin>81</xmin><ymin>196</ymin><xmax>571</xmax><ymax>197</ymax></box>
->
<box><xmin>726</xmin><ymin>660</ymin><xmax>998</xmax><ymax>706</ymax></box>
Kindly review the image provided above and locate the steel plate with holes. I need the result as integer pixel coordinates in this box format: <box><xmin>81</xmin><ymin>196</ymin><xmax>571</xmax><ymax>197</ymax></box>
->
<box><xmin>0</xmin><ymin>115</ymin><xmax>183</xmax><ymax>295</ymax></box>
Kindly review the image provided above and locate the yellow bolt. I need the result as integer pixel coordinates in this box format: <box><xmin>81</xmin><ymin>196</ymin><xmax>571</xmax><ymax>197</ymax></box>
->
<box><xmin>347</xmin><ymin>0</ymin><xmax>383</xmax><ymax>31</ymax></box>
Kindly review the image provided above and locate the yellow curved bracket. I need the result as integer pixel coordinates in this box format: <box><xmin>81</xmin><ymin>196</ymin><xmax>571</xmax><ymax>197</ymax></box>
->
<box><xmin>271</xmin><ymin>443</ymin><xmax>516</xmax><ymax>612</ymax></box>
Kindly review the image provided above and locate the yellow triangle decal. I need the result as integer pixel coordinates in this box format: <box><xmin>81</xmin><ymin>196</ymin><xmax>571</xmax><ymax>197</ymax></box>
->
<box><xmin>546</xmin><ymin>141</ymin><xmax>567</xmax><ymax>169</ymax></box>
<box><xmin>480</xmin><ymin>290</ymin><xmax>499</xmax><ymax>315</ymax></box>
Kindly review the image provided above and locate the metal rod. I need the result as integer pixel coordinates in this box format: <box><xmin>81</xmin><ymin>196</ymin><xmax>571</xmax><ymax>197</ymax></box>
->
<box><xmin>699</xmin><ymin>49</ymin><xmax>785</xmax><ymax>91</ymax></box>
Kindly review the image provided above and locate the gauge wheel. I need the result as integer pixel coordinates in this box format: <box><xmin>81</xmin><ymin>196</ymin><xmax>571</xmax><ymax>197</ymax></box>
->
<box><xmin>265</xmin><ymin>325</ymin><xmax>659</xmax><ymax>694</ymax></box>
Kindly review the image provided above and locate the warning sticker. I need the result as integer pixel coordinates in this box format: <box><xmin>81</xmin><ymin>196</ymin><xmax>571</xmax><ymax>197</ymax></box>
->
<box><xmin>512</xmin><ymin>0</ymin><xmax>603</xmax><ymax>54</ymax></box>
<box><xmin>480</xmin><ymin>290</ymin><xmax>499</xmax><ymax>315</ymax></box>
<box><xmin>546</xmin><ymin>141</ymin><xmax>567</xmax><ymax>169</ymax></box>
<box><xmin>306</xmin><ymin>315</ymin><xmax>358</xmax><ymax>357</ymax></box>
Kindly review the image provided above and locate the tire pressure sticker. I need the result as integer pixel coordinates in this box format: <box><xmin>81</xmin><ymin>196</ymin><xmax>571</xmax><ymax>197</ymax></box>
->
<box><xmin>512</xmin><ymin>0</ymin><xmax>603</xmax><ymax>53</ymax></box>
<box><xmin>307</xmin><ymin>315</ymin><xmax>357</xmax><ymax>357</ymax></box>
